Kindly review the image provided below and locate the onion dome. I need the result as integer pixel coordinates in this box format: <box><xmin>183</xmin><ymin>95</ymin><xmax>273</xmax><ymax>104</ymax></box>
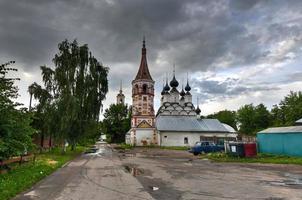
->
<box><xmin>180</xmin><ymin>88</ymin><xmax>185</xmax><ymax>96</ymax></box>
<box><xmin>196</xmin><ymin>106</ymin><xmax>201</xmax><ymax>115</ymax></box>
<box><xmin>185</xmin><ymin>80</ymin><xmax>191</xmax><ymax>92</ymax></box>
<box><xmin>161</xmin><ymin>86</ymin><xmax>165</xmax><ymax>95</ymax></box>
<box><xmin>170</xmin><ymin>75</ymin><xmax>179</xmax><ymax>88</ymax></box>
<box><xmin>164</xmin><ymin>81</ymin><xmax>170</xmax><ymax>91</ymax></box>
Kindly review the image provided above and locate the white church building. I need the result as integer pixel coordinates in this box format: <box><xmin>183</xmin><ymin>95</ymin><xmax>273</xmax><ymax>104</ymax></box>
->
<box><xmin>125</xmin><ymin>39</ymin><xmax>237</xmax><ymax>147</ymax></box>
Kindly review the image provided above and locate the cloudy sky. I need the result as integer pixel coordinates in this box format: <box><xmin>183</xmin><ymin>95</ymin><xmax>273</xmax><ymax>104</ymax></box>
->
<box><xmin>1</xmin><ymin>0</ymin><xmax>302</xmax><ymax>116</ymax></box>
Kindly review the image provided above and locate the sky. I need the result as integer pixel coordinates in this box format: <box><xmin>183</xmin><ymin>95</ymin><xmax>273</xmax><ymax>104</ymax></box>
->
<box><xmin>1</xmin><ymin>0</ymin><xmax>302</xmax><ymax>117</ymax></box>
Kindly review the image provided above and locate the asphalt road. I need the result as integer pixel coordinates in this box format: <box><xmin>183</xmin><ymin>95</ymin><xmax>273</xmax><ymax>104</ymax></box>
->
<box><xmin>15</xmin><ymin>144</ymin><xmax>302</xmax><ymax>200</ymax></box>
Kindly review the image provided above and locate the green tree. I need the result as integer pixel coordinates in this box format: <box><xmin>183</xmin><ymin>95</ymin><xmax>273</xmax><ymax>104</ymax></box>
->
<box><xmin>30</xmin><ymin>39</ymin><xmax>109</xmax><ymax>150</ymax></box>
<box><xmin>273</xmin><ymin>91</ymin><xmax>302</xmax><ymax>126</ymax></box>
<box><xmin>237</xmin><ymin>103</ymin><xmax>271</xmax><ymax>135</ymax></box>
<box><xmin>0</xmin><ymin>61</ymin><xmax>34</xmax><ymax>160</ymax></box>
<box><xmin>207</xmin><ymin>110</ymin><xmax>237</xmax><ymax>130</ymax></box>
<box><xmin>102</xmin><ymin>104</ymin><xmax>131</xmax><ymax>143</ymax></box>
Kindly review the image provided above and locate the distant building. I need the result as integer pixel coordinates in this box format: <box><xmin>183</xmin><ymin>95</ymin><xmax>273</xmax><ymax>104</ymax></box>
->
<box><xmin>116</xmin><ymin>81</ymin><xmax>125</xmax><ymax>105</ymax></box>
<box><xmin>258</xmin><ymin>126</ymin><xmax>302</xmax><ymax>157</ymax></box>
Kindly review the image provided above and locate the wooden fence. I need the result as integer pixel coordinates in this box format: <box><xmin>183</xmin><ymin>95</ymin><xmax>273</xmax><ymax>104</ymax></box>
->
<box><xmin>0</xmin><ymin>154</ymin><xmax>35</xmax><ymax>174</ymax></box>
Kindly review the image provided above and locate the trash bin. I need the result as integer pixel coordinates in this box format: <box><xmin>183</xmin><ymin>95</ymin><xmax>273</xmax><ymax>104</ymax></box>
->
<box><xmin>229</xmin><ymin>142</ymin><xmax>245</xmax><ymax>157</ymax></box>
<box><xmin>244</xmin><ymin>143</ymin><xmax>257</xmax><ymax>157</ymax></box>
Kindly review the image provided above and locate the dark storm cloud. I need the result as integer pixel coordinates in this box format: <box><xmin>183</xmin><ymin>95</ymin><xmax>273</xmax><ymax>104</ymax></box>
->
<box><xmin>1</xmin><ymin>0</ymin><xmax>302</xmax><ymax>110</ymax></box>
<box><xmin>1</xmin><ymin>0</ymin><xmax>302</xmax><ymax>72</ymax></box>
<box><xmin>191</xmin><ymin>77</ymin><xmax>280</xmax><ymax>102</ymax></box>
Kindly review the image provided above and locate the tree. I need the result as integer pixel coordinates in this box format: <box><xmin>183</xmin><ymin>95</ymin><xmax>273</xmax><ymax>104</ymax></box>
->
<box><xmin>272</xmin><ymin>91</ymin><xmax>302</xmax><ymax>126</ymax></box>
<box><xmin>30</xmin><ymin>39</ymin><xmax>109</xmax><ymax>150</ymax></box>
<box><xmin>0</xmin><ymin>61</ymin><xmax>34</xmax><ymax>160</ymax></box>
<box><xmin>237</xmin><ymin>103</ymin><xmax>271</xmax><ymax>135</ymax></box>
<box><xmin>207</xmin><ymin>110</ymin><xmax>237</xmax><ymax>130</ymax></box>
<box><xmin>102</xmin><ymin>104</ymin><xmax>131</xmax><ymax>143</ymax></box>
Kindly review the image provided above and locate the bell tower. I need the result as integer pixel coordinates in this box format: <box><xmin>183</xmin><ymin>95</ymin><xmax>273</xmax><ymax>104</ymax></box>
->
<box><xmin>130</xmin><ymin>38</ymin><xmax>156</xmax><ymax>146</ymax></box>
<box><xmin>116</xmin><ymin>80</ymin><xmax>125</xmax><ymax>105</ymax></box>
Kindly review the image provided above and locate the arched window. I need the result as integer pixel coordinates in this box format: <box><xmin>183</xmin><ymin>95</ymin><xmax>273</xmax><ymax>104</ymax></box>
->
<box><xmin>184</xmin><ymin>137</ymin><xmax>188</xmax><ymax>144</ymax></box>
<box><xmin>143</xmin><ymin>84</ymin><xmax>147</xmax><ymax>94</ymax></box>
<box><xmin>135</xmin><ymin>84</ymin><xmax>139</xmax><ymax>94</ymax></box>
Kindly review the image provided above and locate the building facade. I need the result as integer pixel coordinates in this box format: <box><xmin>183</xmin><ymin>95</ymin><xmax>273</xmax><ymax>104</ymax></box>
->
<box><xmin>156</xmin><ymin>73</ymin><xmax>237</xmax><ymax>146</ymax></box>
<box><xmin>129</xmin><ymin>39</ymin><xmax>157</xmax><ymax>146</ymax></box>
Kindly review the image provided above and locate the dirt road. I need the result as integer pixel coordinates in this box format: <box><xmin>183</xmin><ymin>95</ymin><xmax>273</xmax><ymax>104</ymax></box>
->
<box><xmin>15</xmin><ymin>144</ymin><xmax>302</xmax><ymax>200</ymax></box>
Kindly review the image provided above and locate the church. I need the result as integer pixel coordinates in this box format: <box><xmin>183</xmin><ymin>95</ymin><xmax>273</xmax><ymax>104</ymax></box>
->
<box><xmin>124</xmin><ymin>39</ymin><xmax>237</xmax><ymax>146</ymax></box>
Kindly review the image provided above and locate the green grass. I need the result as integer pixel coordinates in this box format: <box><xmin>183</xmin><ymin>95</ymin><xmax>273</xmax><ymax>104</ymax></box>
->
<box><xmin>202</xmin><ymin>152</ymin><xmax>302</xmax><ymax>165</ymax></box>
<box><xmin>160</xmin><ymin>146</ymin><xmax>190</xmax><ymax>151</ymax></box>
<box><xmin>0</xmin><ymin>147</ymin><xmax>84</xmax><ymax>200</ymax></box>
<box><xmin>116</xmin><ymin>143</ymin><xmax>134</xmax><ymax>150</ymax></box>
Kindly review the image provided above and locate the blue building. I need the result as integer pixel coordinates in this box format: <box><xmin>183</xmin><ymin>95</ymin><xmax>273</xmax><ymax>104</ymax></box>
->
<box><xmin>257</xmin><ymin>124</ymin><xmax>302</xmax><ymax>157</ymax></box>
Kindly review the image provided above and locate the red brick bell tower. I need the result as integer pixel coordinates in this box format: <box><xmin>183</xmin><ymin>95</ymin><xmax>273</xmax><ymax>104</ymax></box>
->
<box><xmin>130</xmin><ymin>38</ymin><xmax>156</xmax><ymax>145</ymax></box>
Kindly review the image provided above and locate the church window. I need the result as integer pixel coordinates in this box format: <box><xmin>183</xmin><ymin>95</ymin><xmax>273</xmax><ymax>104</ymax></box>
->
<box><xmin>184</xmin><ymin>137</ymin><xmax>188</xmax><ymax>144</ymax></box>
<box><xmin>135</xmin><ymin>85</ymin><xmax>139</xmax><ymax>93</ymax></box>
<box><xmin>143</xmin><ymin>84</ymin><xmax>147</xmax><ymax>94</ymax></box>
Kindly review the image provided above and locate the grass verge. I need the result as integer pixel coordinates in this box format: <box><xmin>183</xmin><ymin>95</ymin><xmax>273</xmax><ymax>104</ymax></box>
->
<box><xmin>160</xmin><ymin>146</ymin><xmax>190</xmax><ymax>151</ymax></box>
<box><xmin>202</xmin><ymin>152</ymin><xmax>302</xmax><ymax>165</ymax></box>
<box><xmin>0</xmin><ymin>147</ymin><xmax>84</xmax><ymax>200</ymax></box>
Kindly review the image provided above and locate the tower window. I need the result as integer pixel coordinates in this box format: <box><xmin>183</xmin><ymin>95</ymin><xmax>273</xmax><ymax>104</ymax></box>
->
<box><xmin>143</xmin><ymin>84</ymin><xmax>147</xmax><ymax>94</ymax></box>
<box><xmin>143</xmin><ymin>97</ymin><xmax>147</xmax><ymax>101</ymax></box>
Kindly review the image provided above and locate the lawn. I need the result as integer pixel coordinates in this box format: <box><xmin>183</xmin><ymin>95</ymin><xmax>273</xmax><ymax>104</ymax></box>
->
<box><xmin>0</xmin><ymin>147</ymin><xmax>84</xmax><ymax>200</ymax></box>
<box><xmin>203</xmin><ymin>152</ymin><xmax>302</xmax><ymax>165</ymax></box>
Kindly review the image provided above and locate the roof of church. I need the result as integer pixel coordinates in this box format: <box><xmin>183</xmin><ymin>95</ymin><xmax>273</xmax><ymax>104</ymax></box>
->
<box><xmin>156</xmin><ymin>115</ymin><xmax>230</xmax><ymax>133</ymax></box>
<box><xmin>134</xmin><ymin>39</ymin><xmax>153</xmax><ymax>81</ymax></box>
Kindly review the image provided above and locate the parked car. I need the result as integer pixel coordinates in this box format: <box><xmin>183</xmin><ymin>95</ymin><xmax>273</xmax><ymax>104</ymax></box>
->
<box><xmin>189</xmin><ymin>141</ymin><xmax>224</xmax><ymax>155</ymax></box>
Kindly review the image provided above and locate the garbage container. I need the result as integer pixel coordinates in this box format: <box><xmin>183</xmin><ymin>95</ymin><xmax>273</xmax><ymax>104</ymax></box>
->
<box><xmin>229</xmin><ymin>142</ymin><xmax>245</xmax><ymax>157</ymax></box>
<box><xmin>244</xmin><ymin>143</ymin><xmax>257</xmax><ymax>157</ymax></box>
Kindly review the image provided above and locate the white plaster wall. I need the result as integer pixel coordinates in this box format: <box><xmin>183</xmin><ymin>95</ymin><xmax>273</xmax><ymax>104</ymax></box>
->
<box><xmin>159</xmin><ymin>131</ymin><xmax>236</xmax><ymax>147</ymax></box>
<box><xmin>135</xmin><ymin>128</ymin><xmax>156</xmax><ymax>146</ymax></box>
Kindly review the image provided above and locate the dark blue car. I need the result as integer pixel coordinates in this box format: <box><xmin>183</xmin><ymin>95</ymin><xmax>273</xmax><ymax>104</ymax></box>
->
<box><xmin>189</xmin><ymin>141</ymin><xmax>224</xmax><ymax>155</ymax></box>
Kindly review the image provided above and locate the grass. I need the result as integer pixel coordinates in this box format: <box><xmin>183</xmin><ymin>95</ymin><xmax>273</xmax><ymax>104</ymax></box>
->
<box><xmin>202</xmin><ymin>152</ymin><xmax>302</xmax><ymax>165</ymax></box>
<box><xmin>117</xmin><ymin>143</ymin><xmax>134</xmax><ymax>150</ymax></box>
<box><xmin>0</xmin><ymin>146</ymin><xmax>84</xmax><ymax>200</ymax></box>
<box><xmin>160</xmin><ymin>146</ymin><xmax>190</xmax><ymax>151</ymax></box>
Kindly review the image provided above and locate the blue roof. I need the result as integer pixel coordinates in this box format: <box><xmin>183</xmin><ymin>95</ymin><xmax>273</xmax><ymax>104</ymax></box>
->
<box><xmin>156</xmin><ymin>116</ymin><xmax>230</xmax><ymax>132</ymax></box>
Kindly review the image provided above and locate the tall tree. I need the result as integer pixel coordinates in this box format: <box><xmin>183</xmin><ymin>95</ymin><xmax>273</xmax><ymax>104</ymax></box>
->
<box><xmin>0</xmin><ymin>61</ymin><xmax>34</xmax><ymax>160</ymax></box>
<box><xmin>30</xmin><ymin>40</ymin><xmax>109</xmax><ymax>150</ymax></box>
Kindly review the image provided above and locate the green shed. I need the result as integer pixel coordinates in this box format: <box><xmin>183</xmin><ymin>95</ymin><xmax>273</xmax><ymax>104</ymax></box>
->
<box><xmin>257</xmin><ymin>126</ymin><xmax>302</xmax><ymax>157</ymax></box>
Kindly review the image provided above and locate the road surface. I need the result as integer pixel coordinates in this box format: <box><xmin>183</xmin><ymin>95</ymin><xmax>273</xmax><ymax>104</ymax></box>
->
<box><xmin>15</xmin><ymin>144</ymin><xmax>302</xmax><ymax>200</ymax></box>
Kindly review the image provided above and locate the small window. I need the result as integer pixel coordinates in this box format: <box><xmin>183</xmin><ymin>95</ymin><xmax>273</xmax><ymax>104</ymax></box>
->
<box><xmin>143</xmin><ymin>84</ymin><xmax>147</xmax><ymax>94</ymax></box>
<box><xmin>184</xmin><ymin>137</ymin><xmax>188</xmax><ymax>144</ymax></box>
<box><xmin>143</xmin><ymin>97</ymin><xmax>147</xmax><ymax>101</ymax></box>
<box><xmin>164</xmin><ymin>136</ymin><xmax>167</xmax><ymax>138</ymax></box>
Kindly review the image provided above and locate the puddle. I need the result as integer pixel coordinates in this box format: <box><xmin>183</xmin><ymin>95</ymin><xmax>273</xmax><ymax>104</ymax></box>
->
<box><xmin>265</xmin><ymin>173</ymin><xmax>302</xmax><ymax>187</ymax></box>
<box><xmin>124</xmin><ymin>165</ymin><xmax>144</xmax><ymax>177</ymax></box>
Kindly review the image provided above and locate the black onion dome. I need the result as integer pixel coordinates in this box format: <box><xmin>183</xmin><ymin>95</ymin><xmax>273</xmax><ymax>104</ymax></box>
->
<box><xmin>170</xmin><ymin>75</ymin><xmax>179</xmax><ymax>88</ymax></box>
<box><xmin>161</xmin><ymin>87</ymin><xmax>165</xmax><ymax>95</ymax></box>
<box><xmin>185</xmin><ymin>81</ymin><xmax>191</xmax><ymax>92</ymax></box>
<box><xmin>196</xmin><ymin>106</ymin><xmax>201</xmax><ymax>115</ymax></box>
<box><xmin>164</xmin><ymin>82</ymin><xmax>170</xmax><ymax>91</ymax></box>
<box><xmin>180</xmin><ymin>88</ymin><xmax>185</xmax><ymax>96</ymax></box>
